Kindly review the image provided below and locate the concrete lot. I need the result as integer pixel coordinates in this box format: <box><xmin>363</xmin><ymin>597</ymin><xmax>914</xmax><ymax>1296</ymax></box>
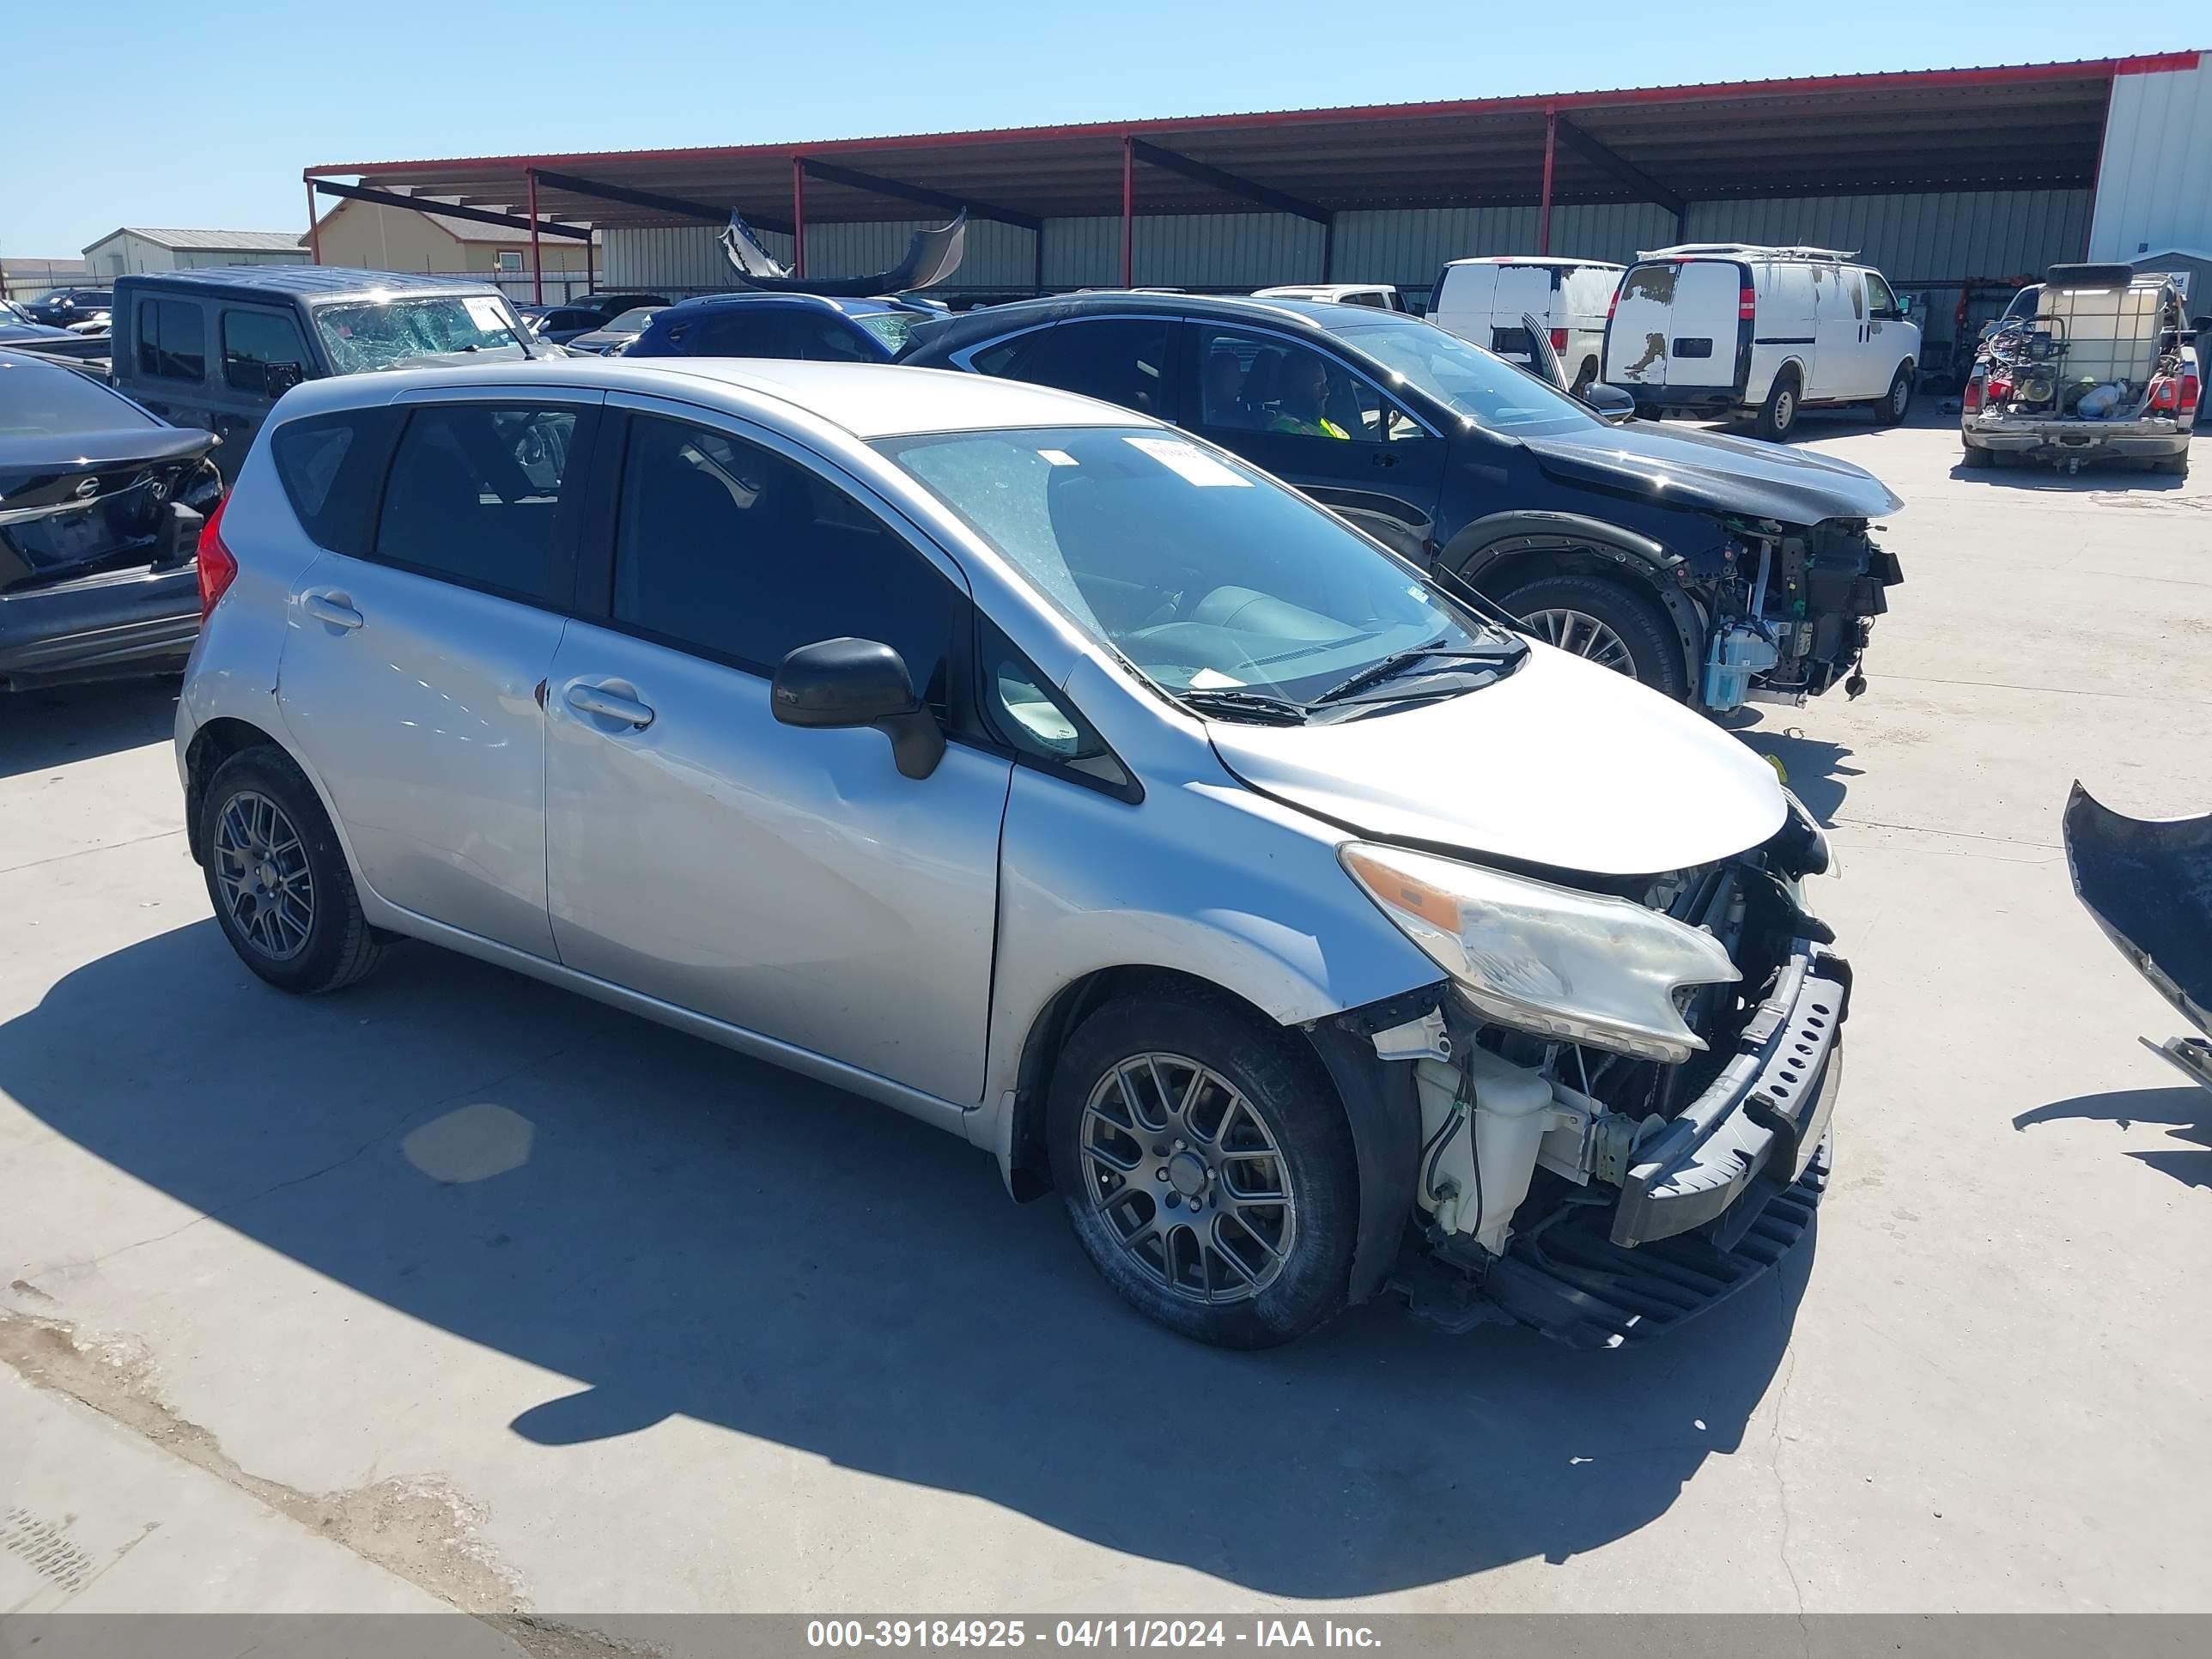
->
<box><xmin>2</xmin><ymin>416</ymin><xmax>2207</xmax><ymax>1629</ymax></box>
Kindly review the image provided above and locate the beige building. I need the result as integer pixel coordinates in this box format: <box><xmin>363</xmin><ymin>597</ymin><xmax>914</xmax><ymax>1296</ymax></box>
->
<box><xmin>312</xmin><ymin>196</ymin><xmax>600</xmax><ymax>297</ymax></box>
<box><xmin>82</xmin><ymin>228</ymin><xmax>308</xmax><ymax>277</ymax></box>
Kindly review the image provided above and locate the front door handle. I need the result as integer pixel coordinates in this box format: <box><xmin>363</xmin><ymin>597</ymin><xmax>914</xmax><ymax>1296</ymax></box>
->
<box><xmin>301</xmin><ymin>592</ymin><xmax>363</xmax><ymax>630</ymax></box>
<box><xmin>1372</xmin><ymin>450</ymin><xmax>1399</xmax><ymax>468</ymax></box>
<box><xmin>565</xmin><ymin>680</ymin><xmax>655</xmax><ymax>730</ymax></box>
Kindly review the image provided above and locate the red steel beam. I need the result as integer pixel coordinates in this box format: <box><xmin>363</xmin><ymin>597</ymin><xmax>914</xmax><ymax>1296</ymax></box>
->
<box><xmin>527</xmin><ymin>171</ymin><xmax>544</xmax><ymax>304</ymax></box>
<box><xmin>793</xmin><ymin>155</ymin><xmax>807</xmax><ymax>277</ymax></box>
<box><xmin>1537</xmin><ymin>107</ymin><xmax>1556</xmax><ymax>254</ymax></box>
<box><xmin>1121</xmin><ymin>134</ymin><xmax>1133</xmax><ymax>288</ymax></box>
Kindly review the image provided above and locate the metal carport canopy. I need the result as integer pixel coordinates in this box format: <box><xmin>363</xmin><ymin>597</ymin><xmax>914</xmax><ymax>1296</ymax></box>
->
<box><xmin>304</xmin><ymin>54</ymin><xmax>2192</xmax><ymax>243</ymax></box>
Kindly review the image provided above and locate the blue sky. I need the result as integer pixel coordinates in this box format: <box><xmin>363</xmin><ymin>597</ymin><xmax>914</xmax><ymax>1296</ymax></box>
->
<box><xmin>1</xmin><ymin>3</ymin><xmax>2194</xmax><ymax>256</ymax></box>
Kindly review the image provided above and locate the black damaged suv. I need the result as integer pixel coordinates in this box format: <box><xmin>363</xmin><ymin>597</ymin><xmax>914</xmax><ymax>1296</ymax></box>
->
<box><xmin>902</xmin><ymin>293</ymin><xmax>1903</xmax><ymax>714</ymax></box>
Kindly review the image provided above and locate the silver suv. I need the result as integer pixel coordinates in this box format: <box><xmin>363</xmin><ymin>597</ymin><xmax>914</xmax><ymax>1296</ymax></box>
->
<box><xmin>175</xmin><ymin>357</ymin><xmax>1847</xmax><ymax>1348</ymax></box>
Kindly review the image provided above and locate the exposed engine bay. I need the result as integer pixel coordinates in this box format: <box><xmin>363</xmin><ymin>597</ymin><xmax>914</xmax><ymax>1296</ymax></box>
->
<box><xmin>1692</xmin><ymin>517</ymin><xmax>1899</xmax><ymax>713</ymax></box>
<box><xmin>1372</xmin><ymin>804</ymin><xmax>1844</xmax><ymax>1346</ymax></box>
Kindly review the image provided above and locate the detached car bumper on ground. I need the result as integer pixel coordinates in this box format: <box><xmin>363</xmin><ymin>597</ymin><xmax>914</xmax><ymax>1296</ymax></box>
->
<box><xmin>175</xmin><ymin>356</ymin><xmax>1846</xmax><ymax>1349</ymax></box>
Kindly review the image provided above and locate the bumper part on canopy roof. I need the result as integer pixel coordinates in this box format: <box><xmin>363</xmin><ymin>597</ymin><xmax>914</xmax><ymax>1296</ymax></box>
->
<box><xmin>721</xmin><ymin>210</ymin><xmax>968</xmax><ymax>297</ymax></box>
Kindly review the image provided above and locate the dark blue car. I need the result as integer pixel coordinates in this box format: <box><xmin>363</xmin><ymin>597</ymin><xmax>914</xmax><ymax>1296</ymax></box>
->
<box><xmin>901</xmin><ymin>293</ymin><xmax>1905</xmax><ymax>713</ymax></box>
<box><xmin>624</xmin><ymin>292</ymin><xmax>939</xmax><ymax>365</ymax></box>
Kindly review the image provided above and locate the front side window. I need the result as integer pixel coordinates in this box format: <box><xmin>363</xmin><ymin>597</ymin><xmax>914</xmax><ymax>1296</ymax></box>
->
<box><xmin>221</xmin><ymin>308</ymin><xmax>311</xmax><ymax>394</ymax></box>
<box><xmin>136</xmin><ymin>298</ymin><xmax>205</xmax><ymax>382</ymax></box>
<box><xmin>313</xmin><ymin>294</ymin><xmax>526</xmax><ymax>373</ymax></box>
<box><xmin>880</xmin><ymin>426</ymin><xmax>1517</xmax><ymax>714</ymax></box>
<box><xmin>1194</xmin><ymin>326</ymin><xmax>1417</xmax><ymax>441</ymax></box>
<box><xmin>976</xmin><ymin>319</ymin><xmax>1174</xmax><ymax>420</ymax></box>
<box><xmin>1329</xmin><ymin>319</ymin><xmax>1595</xmax><ymax>435</ymax></box>
<box><xmin>611</xmin><ymin>416</ymin><xmax>957</xmax><ymax>702</ymax></box>
<box><xmin>373</xmin><ymin>403</ymin><xmax>580</xmax><ymax>605</ymax></box>
<box><xmin>1863</xmin><ymin>273</ymin><xmax>1900</xmax><ymax>319</ymax></box>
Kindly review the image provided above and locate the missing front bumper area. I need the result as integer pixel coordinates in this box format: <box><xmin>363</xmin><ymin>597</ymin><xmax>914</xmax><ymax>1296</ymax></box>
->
<box><xmin>1383</xmin><ymin>943</ymin><xmax>1848</xmax><ymax>1345</ymax></box>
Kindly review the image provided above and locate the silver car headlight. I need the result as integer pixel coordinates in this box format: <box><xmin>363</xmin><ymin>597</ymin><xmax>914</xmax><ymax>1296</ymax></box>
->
<box><xmin>1340</xmin><ymin>842</ymin><xmax>1740</xmax><ymax>1064</ymax></box>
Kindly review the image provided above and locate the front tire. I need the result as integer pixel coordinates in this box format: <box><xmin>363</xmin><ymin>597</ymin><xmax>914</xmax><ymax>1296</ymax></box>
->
<box><xmin>1755</xmin><ymin>368</ymin><xmax>1802</xmax><ymax>441</ymax></box>
<box><xmin>1047</xmin><ymin>988</ymin><xmax>1358</xmax><ymax>1348</ymax></box>
<box><xmin>200</xmin><ymin>745</ymin><xmax>383</xmax><ymax>994</ymax></box>
<box><xmin>1875</xmin><ymin>365</ymin><xmax>1914</xmax><ymax>426</ymax></box>
<box><xmin>1499</xmin><ymin>572</ymin><xmax>1689</xmax><ymax>702</ymax></box>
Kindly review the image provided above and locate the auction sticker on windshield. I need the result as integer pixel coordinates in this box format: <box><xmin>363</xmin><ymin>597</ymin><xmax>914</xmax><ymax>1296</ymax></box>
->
<box><xmin>1125</xmin><ymin>436</ymin><xmax>1249</xmax><ymax>487</ymax></box>
<box><xmin>463</xmin><ymin>295</ymin><xmax>510</xmax><ymax>332</ymax></box>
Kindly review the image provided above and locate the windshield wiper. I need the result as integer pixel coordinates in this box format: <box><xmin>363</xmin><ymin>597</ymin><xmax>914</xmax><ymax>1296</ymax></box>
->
<box><xmin>1311</xmin><ymin>637</ymin><xmax>1525</xmax><ymax>706</ymax></box>
<box><xmin>1174</xmin><ymin>687</ymin><xmax>1311</xmax><ymax>725</ymax></box>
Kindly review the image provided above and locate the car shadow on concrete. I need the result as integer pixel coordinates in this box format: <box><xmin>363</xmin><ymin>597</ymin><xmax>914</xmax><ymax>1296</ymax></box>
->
<box><xmin>0</xmin><ymin>679</ymin><xmax>178</xmax><ymax>781</ymax></box>
<box><xmin>1721</xmin><ymin>713</ymin><xmax>1859</xmax><ymax>825</ymax></box>
<box><xmin>1945</xmin><ymin>459</ymin><xmax>2190</xmax><ymax>491</ymax></box>
<box><xmin>2014</xmin><ymin>1084</ymin><xmax>2212</xmax><ymax>1191</ymax></box>
<box><xmin>0</xmin><ymin>921</ymin><xmax>1812</xmax><ymax>1597</ymax></box>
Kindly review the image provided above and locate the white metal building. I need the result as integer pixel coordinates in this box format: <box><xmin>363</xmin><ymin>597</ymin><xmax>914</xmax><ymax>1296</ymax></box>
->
<box><xmin>82</xmin><ymin>228</ymin><xmax>308</xmax><ymax>279</ymax></box>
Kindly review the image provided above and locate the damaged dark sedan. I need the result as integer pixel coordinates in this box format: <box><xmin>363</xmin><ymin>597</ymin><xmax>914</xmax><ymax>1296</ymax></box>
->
<box><xmin>0</xmin><ymin>349</ymin><xmax>222</xmax><ymax>691</ymax></box>
<box><xmin>901</xmin><ymin>293</ymin><xmax>1904</xmax><ymax>714</ymax></box>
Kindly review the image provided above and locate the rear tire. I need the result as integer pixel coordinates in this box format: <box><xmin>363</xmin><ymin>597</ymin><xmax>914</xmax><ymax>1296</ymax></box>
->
<box><xmin>1499</xmin><ymin>572</ymin><xmax>1689</xmax><ymax>702</ymax></box>
<box><xmin>1874</xmin><ymin>365</ymin><xmax>1914</xmax><ymax>426</ymax></box>
<box><xmin>1571</xmin><ymin>357</ymin><xmax>1598</xmax><ymax>398</ymax></box>
<box><xmin>1960</xmin><ymin>440</ymin><xmax>1993</xmax><ymax>470</ymax></box>
<box><xmin>200</xmin><ymin>745</ymin><xmax>383</xmax><ymax>994</ymax></box>
<box><xmin>1047</xmin><ymin>988</ymin><xmax>1358</xmax><ymax>1348</ymax></box>
<box><xmin>2152</xmin><ymin>452</ymin><xmax>2191</xmax><ymax>476</ymax></box>
<box><xmin>1755</xmin><ymin>369</ymin><xmax>1802</xmax><ymax>441</ymax></box>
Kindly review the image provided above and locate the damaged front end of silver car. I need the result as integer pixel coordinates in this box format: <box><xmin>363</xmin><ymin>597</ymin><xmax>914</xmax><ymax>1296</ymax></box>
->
<box><xmin>1346</xmin><ymin>802</ymin><xmax>1845</xmax><ymax>1348</ymax></box>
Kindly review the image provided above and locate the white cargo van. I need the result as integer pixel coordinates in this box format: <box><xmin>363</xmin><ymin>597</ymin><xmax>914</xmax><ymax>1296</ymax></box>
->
<box><xmin>1603</xmin><ymin>244</ymin><xmax>1920</xmax><ymax>438</ymax></box>
<box><xmin>1430</xmin><ymin>258</ymin><xmax>1624</xmax><ymax>394</ymax></box>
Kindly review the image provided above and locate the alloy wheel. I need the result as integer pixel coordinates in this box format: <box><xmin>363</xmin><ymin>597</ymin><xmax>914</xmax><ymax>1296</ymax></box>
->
<box><xmin>212</xmin><ymin>790</ymin><xmax>315</xmax><ymax>961</ymax></box>
<box><xmin>1079</xmin><ymin>1053</ymin><xmax>1297</xmax><ymax>1304</ymax></box>
<box><xmin>1520</xmin><ymin>607</ymin><xmax>1637</xmax><ymax>674</ymax></box>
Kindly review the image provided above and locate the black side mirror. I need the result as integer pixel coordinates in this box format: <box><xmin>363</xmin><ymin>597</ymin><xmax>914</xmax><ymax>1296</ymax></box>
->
<box><xmin>772</xmin><ymin>637</ymin><xmax>944</xmax><ymax>780</ymax></box>
<box><xmin>1581</xmin><ymin>382</ymin><xmax>1635</xmax><ymax>421</ymax></box>
<box><xmin>264</xmin><ymin>362</ymin><xmax>305</xmax><ymax>398</ymax></box>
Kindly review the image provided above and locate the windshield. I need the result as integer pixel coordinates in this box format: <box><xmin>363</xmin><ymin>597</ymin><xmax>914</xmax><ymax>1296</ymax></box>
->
<box><xmin>878</xmin><ymin>425</ymin><xmax>1518</xmax><ymax>715</ymax></box>
<box><xmin>854</xmin><ymin>310</ymin><xmax>923</xmax><ymax>353</ymax></box>
<box><xmin>1334</xmin><ymin>319</ymin><xmax>1596</xmax><ymax>434</ymax></box>
<box><xmin>0</xmin><ymin>354</ymin><xmax>156</xmax><ymax>434</ymax></box>
<box><xmin>313</xmin><ymin>294</ymin><xmax>527</xmax><ymax>373</ymax></box>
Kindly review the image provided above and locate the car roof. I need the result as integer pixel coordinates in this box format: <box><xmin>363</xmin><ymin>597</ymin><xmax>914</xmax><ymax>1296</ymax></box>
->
<box><xmin>653</xmin><ymin>290</ymin><xmax>914</xmax><ymax>319</ymax></box>
<box><xmin>908</xmin><ymin>289</ymin><xmax>1425</xmax><ymax>357</ymax></box>
<box><xmin>1442</xmin><ymin>256</ymin><xmax>1622</xmax><ymax>269</ymax></box>
<box><xmin>114</xmin><ymin>264</ymin><xmax>506</xmax><ymax>305</ymax></box>
<box><xmin>277</xmin><ymin>357</ymin><xmax>1139</xmax><ymax>441</ymax></box>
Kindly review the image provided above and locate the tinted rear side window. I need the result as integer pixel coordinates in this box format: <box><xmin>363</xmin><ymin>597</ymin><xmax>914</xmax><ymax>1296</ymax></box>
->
<box><xmin>137</xmin><ymin>299</ymin><xmax>206</xmax><ymax>382</ymax></box>
<box><xmin>372</xmin><ymin>403</ymin><xmax>585</xmax><ymax>607</ymax></box>
<box><xmin>269</xmin><ymin>408</ymin><xmax>400</xmax><ymax>558</ymax></box>
<box><xmin>980</xmin><ymin>319</ymin><xmax>1174</xmax><ymax>419</ymax></box>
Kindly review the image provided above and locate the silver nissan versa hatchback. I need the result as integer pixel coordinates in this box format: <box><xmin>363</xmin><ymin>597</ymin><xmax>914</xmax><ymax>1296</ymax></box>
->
<box><xmin>176</xmin><ymin>358</ymin><xmax>1846</xmax><ymax>1349</ymax></box>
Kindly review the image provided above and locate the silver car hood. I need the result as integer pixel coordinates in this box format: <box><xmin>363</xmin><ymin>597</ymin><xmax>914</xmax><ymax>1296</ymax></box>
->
<box><xmin>1206</xmin><ymin>643</ymin><xmax>1788</xmax><ymax>877</ymax></box>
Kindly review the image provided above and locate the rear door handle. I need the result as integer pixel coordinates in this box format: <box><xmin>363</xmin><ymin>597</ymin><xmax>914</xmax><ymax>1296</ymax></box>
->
<box><xmin>564</xmin><ymin>680</ymin><xmax>655</xmax><ymax>730</ymax></box>
<box><xmin>1372</xmin><ymin>450</ymin><xmax>1399</xmax><ymax>467</ymax></box>
<box><xmin>301</xmin><ymin>592</ymin><xmax>363</xmax><ymax>630</ymax></box>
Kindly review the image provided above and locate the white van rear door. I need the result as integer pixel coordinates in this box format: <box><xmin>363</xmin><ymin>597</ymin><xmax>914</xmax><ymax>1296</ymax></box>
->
<box><xmin>1432</xmin><ymin>264</ymin><xmax>1498</xmax><ymax>346</ymax></box>
<box><xmin>1489</xmin><ymin>265</ymin><xmax>1556</xmax><ymax>359</ymax></box>
<box><xmin>1607</xmin><ymin>262</ymin><xmax>1678</xmax><ymax>388</ymax></box>
<box><xmin>1662</xmin><ymin>260</ymin><xmax>1740</xmax><ymax>392</ymax></box>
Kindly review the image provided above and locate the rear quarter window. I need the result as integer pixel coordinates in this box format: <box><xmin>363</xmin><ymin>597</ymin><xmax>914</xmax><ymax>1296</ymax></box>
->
<box><xmin>269</xmin><ymin>408</ymin><xmax>403</xmax><ymax>559</ymax></box>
